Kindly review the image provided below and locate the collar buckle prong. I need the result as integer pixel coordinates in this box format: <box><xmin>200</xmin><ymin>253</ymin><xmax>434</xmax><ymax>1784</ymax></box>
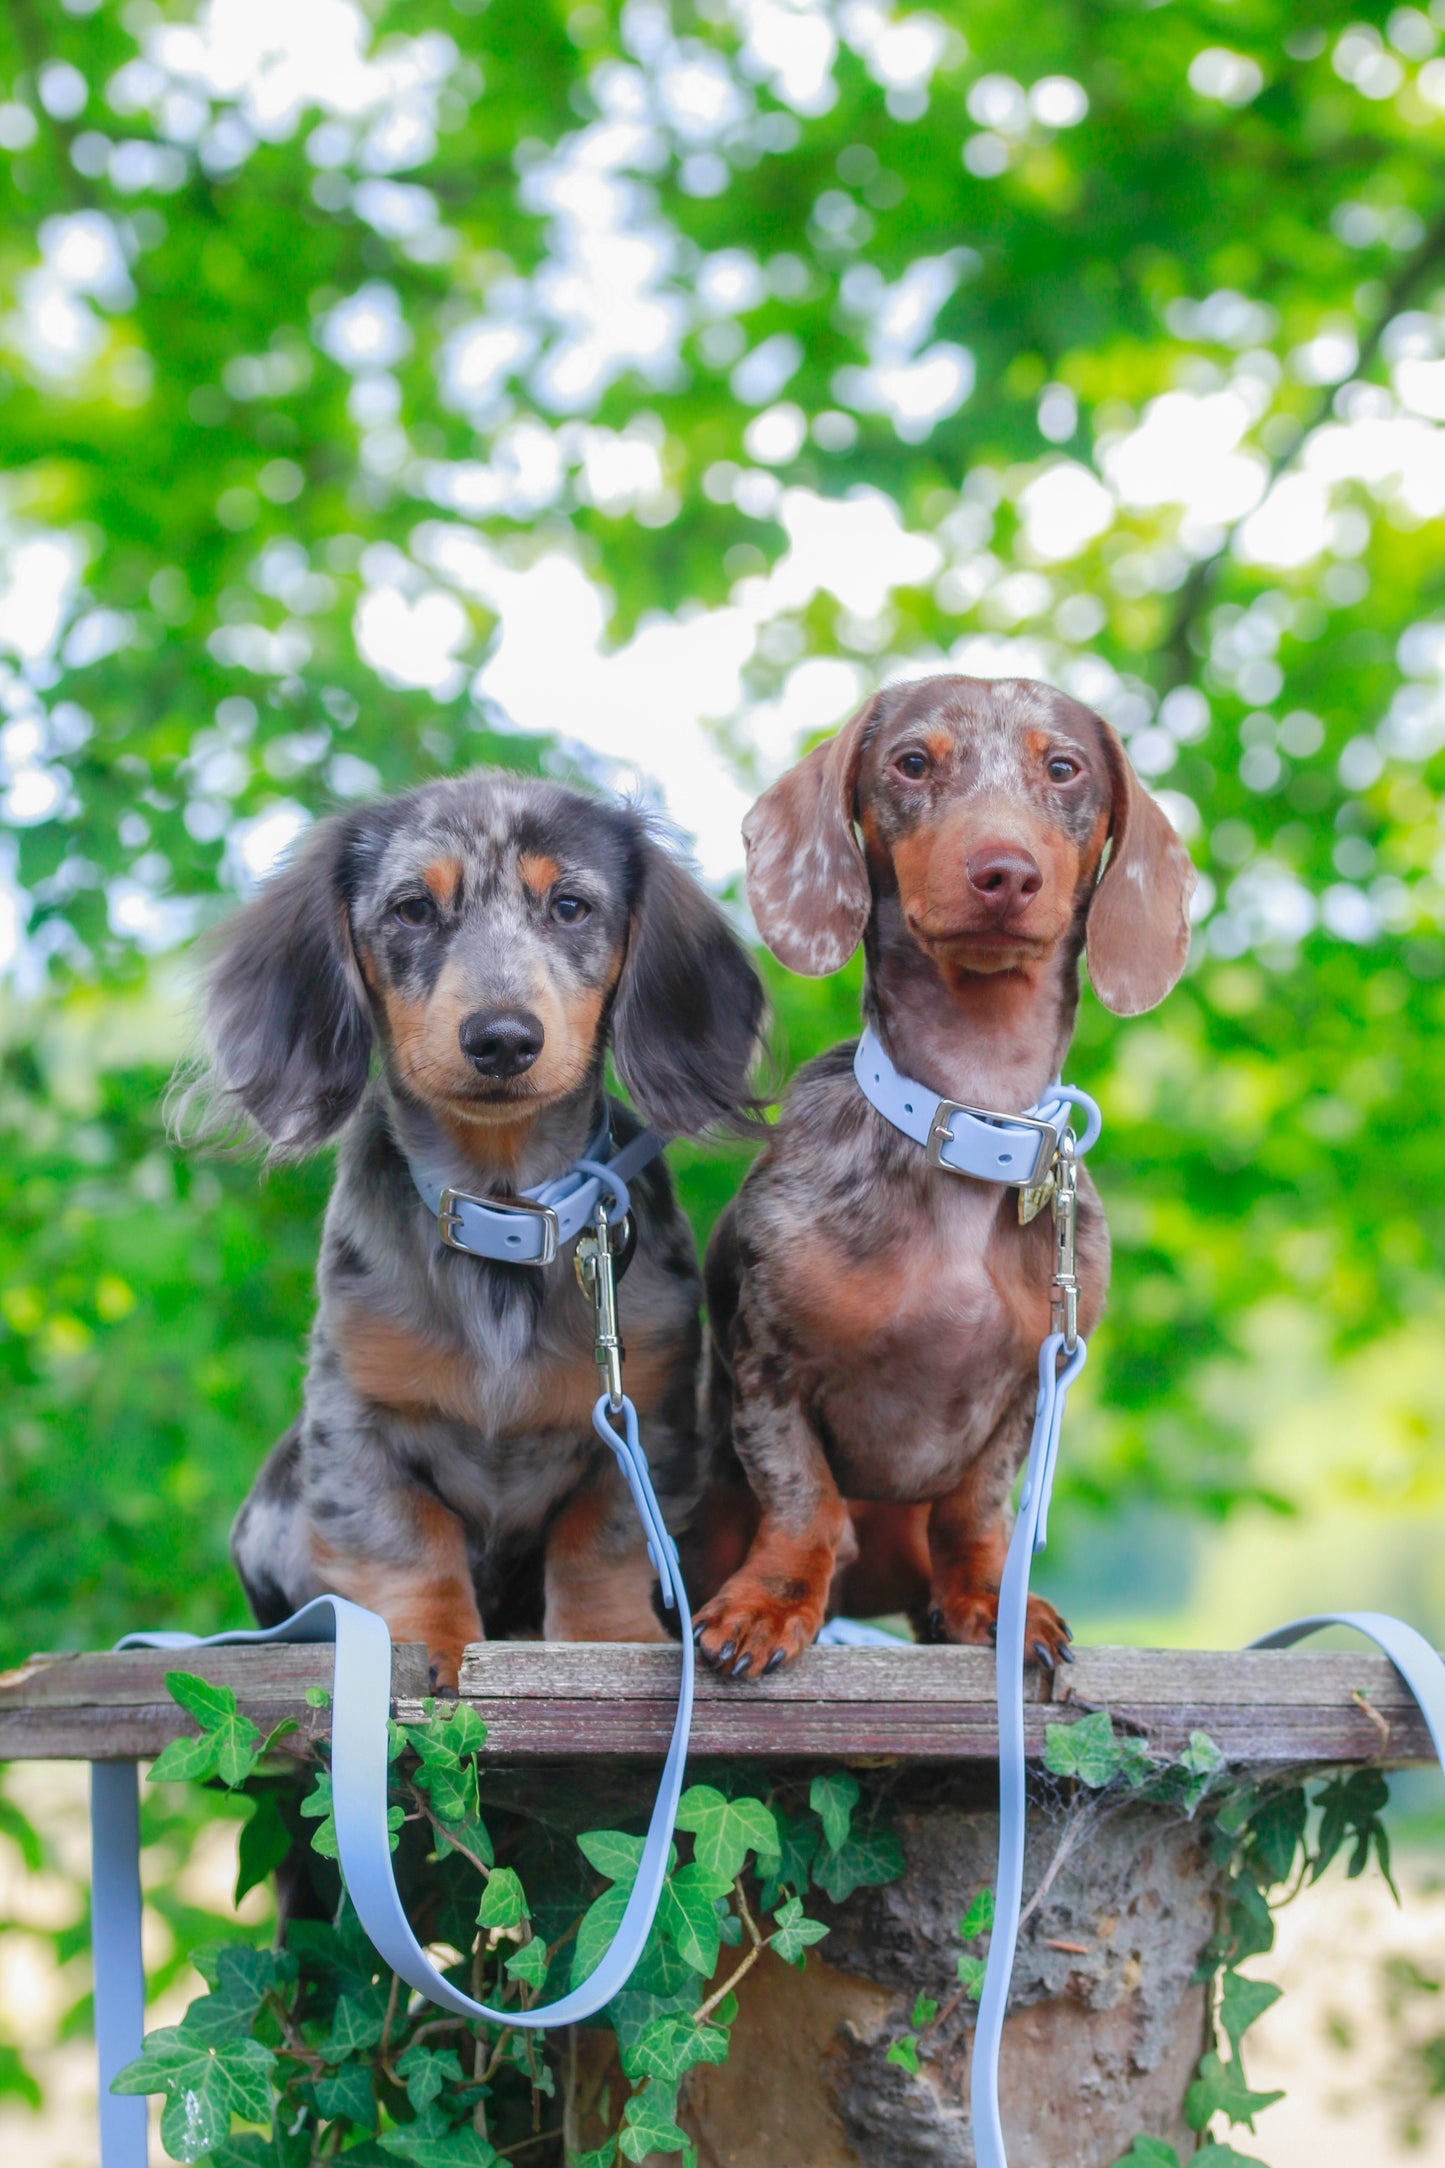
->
<box><xmin>925</xmin><ymin>1099</ymin><xmax>1061</xmax><ymax>1190</ymax></box>
<box><xmin>437</xmin><ymin>1189</ymin><xmax>561</xmax><ymax>1265</ymax></box>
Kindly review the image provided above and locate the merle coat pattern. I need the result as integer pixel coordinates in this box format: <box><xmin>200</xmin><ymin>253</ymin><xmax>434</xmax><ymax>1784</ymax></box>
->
<box><xmin>187</xmin><ymin>771</ymin><xmax>763</xmax><ymax>1690</ymax></box>
<box><xmin>693</xmin><ymin>675</ymin><xmax>1195</xmax><ymax>1678</ymax></box>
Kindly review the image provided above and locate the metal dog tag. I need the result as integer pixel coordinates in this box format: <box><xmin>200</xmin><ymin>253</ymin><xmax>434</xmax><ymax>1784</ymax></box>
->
<box><xmin>1017</xmin><ymin>1175</ymin><xmax>1055</xmax><ymax>1225</ymax></box>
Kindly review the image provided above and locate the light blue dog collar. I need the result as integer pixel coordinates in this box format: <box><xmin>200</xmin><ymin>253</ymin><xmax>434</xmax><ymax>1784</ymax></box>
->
<box><xmin>853</xmin><ymin>1023</ymin><xmax>1100</xmax><ymax>1187</ymax></box>
<box><xmin>404</xmin><ymin>1115</ymin><xmax>664</xmax><ymax>1266</ymax></box>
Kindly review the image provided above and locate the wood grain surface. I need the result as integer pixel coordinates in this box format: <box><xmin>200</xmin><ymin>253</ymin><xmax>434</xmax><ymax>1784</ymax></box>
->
<box><xmin>0</xmin><ymin>1638</ymin><xmax>1433</xmax><ymax>1767</ymax></box>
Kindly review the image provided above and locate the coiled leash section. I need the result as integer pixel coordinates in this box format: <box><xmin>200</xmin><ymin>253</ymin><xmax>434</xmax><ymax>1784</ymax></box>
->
<box><xmin>90</xmin><ymin>1167</ymin><xmax>693</xmax><ymax>2168</ymax></box>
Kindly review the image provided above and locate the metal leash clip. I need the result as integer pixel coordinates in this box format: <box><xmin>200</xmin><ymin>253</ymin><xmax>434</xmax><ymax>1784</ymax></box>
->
<box><xmin>574</xmin><ymin>1199</ymin><xmax>628</xmax><ymax>1411</ymax></box>
<box><xmin>1050</xmin><ymin>1131</ymin><xmax>1080</xmax><ymax>1352</ymax></box>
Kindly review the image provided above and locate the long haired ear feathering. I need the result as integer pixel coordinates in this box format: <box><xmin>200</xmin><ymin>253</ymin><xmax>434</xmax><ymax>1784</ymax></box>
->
<box><xmin>167</xmin><ymin>804</ymin><xmax>394</xmax><ymax>1160</ymax></box>
<box><xmin>609</xmin><ymin>806</ymin><xmax>768</xmax><ymax>1139</ymax></box>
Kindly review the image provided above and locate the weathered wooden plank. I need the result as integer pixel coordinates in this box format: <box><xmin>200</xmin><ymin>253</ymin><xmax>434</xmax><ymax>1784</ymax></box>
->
<box><xmin>0</xmin><ymin>1639</ymin><xmax>1435</xmax><ymax>1767</ymax></box>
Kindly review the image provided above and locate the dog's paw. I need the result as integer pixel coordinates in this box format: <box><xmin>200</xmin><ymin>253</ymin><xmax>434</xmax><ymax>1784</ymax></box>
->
<box><xmin>926</xmin><ymin>1590</ymin><xmax>1073</xmax><ymax>1672</ymax></box>
<box><xmin>692</xmin><ymin>1573</ymin><xmax>827</xmax><ymax>1680</ymax></box>
<box><xmin>426</xmin><ymin>1648</ymin><xmax>464</xmax><ymax>1699</ymax></box>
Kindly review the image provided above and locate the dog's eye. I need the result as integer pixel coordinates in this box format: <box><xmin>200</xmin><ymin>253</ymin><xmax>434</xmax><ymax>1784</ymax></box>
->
<box><xmin>895</xmin><ymin>750</ymin><xmax>930</xmax><ymax>780</ymax></box>
<box><xmin>393</xmin><ymin>895</ymin><xmax>436</xmax><ymax>928</ymax></box>
<box><xmin>551</xmin><ymin>894</ymin><xmax>592</xmax><ymax>925</ymax></box>
<box><xmin>1046</xmin><ymin>755</ymin><xmax>1079</xmax><ymax>782</ymax></box>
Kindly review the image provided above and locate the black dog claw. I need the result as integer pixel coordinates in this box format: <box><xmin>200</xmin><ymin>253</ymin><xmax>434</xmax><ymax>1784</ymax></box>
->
<box><xmin>731</xmin><ymin>1653</ymin><xmax>752</xmax><ymax>1678</ymax></box>
<box><xmin>1032</xmin><ymin>1640</ymin><xmax>1055</xmax><ymax>1673</ymax></box>
<box><xmin>1057</xmin><ymin>1641</ymin><xmax>1075</xmax><ymax>1664</ymax></box>
<box><xmin>926</xmin><ymin>1607</ymin><xmax>946</xmax><ymax>1642</ymax></box>
<box><xmin>717</xmin><ymin>1639</ymin><xmax>736</xmax><ymax>1665</ymax></box>
<box><xmin>763</xmin><ymin>1648</ymin><xmax>786</xmax><ymax>1675</ymax></box>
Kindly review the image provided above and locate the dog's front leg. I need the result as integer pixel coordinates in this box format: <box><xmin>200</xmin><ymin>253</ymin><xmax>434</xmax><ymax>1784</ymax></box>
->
<box><xmin>925</xmin><ymin>1417</ymin><xmax>1072</xmax><ymax>1671</ymax></box>
<box><xmin>544</xmin><ymin>1454</ymin><xmax>672</xmax><ymax>1644</ymax></box>
<box><xmin>309</xmin><ymin>1484</ymin><xmax>483</xmax><ymax>1695</ymax></box>
<box><xmin>692</xmin><ymin>1330</ymin><xmax>848</xmax><ymax>1677</ymax></box>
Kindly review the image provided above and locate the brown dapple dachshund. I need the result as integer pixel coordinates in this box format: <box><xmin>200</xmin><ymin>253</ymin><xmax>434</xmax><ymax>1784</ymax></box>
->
<box><xmin>179</xmin><ymin>771</ymin><xmax>763</xmax><ymax>1691</ymax></box>
<box><xmin>693</xmin><ymin>675</ymin><xmax>1195</xmax><ymax>1677</ymax></box>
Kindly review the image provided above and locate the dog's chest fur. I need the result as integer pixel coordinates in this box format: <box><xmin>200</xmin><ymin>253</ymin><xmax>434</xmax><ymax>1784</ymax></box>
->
<box><xmin>737</xmin><ymin>1058</ymin><xmax>1108</xmax><ymax>1501</ymax></box>
<box><xmin>305</xmin><ymin>1105</ymin><xmax>700</xmax><ymax>1541</ymax></box>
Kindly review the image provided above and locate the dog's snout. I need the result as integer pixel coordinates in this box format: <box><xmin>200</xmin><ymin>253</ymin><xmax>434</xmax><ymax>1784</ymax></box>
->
<box><xmin>965</xmin><ymin>845</ymin><xmax>1043</xmax><ymax>915</ymax></box>
<box><xmin>459</xmin><ymin>1006</ymin><xmax>544</xmax><ymax>1080</ymax></box>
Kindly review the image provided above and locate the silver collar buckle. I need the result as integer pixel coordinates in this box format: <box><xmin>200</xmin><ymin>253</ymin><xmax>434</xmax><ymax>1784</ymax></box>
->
<box><xmin>436</xmin><ymin>1189</ymin><xmax>561</xmax><ymax>1265</ymax></box>
<box><xmin>925</xmin><ymin>1100</ymin><xmax>1061</xmax><ymax>1190</ymax></box>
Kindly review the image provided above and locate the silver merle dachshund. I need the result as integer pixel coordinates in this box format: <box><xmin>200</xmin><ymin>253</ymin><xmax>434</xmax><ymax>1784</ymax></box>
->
<box><xmin>186</xmin><ymin>771</ymin><xmax>763</xmax><ymax>1690</ymax></box>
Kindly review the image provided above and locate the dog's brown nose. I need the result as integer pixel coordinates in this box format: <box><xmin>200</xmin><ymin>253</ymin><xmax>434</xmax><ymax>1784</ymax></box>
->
<box><xmin>965</xmin><ymin>845</ymin><xmax>1043</xmax><ymax>915</ymax></box>
<box><xmin>459</xmin><ymin>1006</ymin><xmax>544</xmax><ymax>1080</ymax></box>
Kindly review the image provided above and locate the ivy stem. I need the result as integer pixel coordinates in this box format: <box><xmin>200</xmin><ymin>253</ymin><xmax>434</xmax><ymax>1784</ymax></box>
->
<box><xmin>409</xmin><ymin>1788</ymin><xmax>494</xmax><ymax>1880</ymax></box>
<box><xmin>692</xmin><ymin>1878</ymin><xmax>771</xmax><ymax>2027</ymax></box>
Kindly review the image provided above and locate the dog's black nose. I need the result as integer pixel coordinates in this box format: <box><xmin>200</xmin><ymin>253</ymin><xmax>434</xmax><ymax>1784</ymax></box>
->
<box><xmin>965</xmin><ymin>845</ymin><xmax>1043</xmax><ymax>914</ymax></box>
<box><xmin>459</xmin><ymin>1006</ymin><xmax>544</xmax><ymax>1079</ymax></box>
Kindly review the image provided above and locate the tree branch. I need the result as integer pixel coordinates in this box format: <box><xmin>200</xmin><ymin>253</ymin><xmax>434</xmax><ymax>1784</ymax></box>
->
<box><xmin>1158</xmin><ymin>200</ymin><xmax>1445</xmax><ymax>690</ymax></box>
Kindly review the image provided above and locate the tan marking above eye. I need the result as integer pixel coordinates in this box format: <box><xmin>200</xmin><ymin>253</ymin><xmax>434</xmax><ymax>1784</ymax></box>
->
<box><xmin>518</xmin><ymin>852</ymin><xmax>561</xmax><ymax>897</ymax></box>
<box><xmin>421</xmin><ymin>858</ymin><xmax>464</xmax><ymax>906</ymax></box>
<box><xmin>1026</xmin><ymin>729</ymin><xmax>1052</xmax><ymax>760</ymax></box>
<box><xmin>924</xmin><ymin>729</ymin><xmax>953</xmax><ymax>763</ymax></box>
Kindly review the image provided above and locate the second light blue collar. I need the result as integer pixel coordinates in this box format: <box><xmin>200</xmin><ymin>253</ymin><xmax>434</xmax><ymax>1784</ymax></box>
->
<box><xmin>401</xmin><ymin>1111</ymin><xmax>664</xmax><ymax>1267</ymax></box>
<box><xmin>852</xmin><ymin>1024</ymin><xmax>1101</xmax><ymax>1187</ymax></box>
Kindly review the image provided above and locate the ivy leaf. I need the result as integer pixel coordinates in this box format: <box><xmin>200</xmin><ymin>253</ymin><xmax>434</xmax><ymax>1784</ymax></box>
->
<box><xmin>1109</xmin><ymin>2142</ymin><xmax>1181</xmax><ymax>2167</ymax></box>
<box><xmin>165</xmin><ymin>1672</ymin><xmax>240</xmax><ymax>1730</ymax></box>
<box><xmin>1043</xmin><ymin>1711</ymin><xmax>1152</xmax><ymax>1790</ymax></box>
<box><xmin>960</xmin><ymin>1889</ymin><xmax>995</xmax><ymax>1941</ymax></box>
<box><xmin>149</xmin><ymin>1731</ymin><xmax>222</xmax><ymax>1786</ymax></box>
<box><xmin>313</xmin><ymin>2060</ymin><xmax>378</xmax><ymax>2129</ymax></box>
<box><xmin>1183</xmin><ymin>2050</ymin><xmax>1285</xmax><ymax>2134</ymax></box>
<box><xmin>572</xmin><ymin>1879</ymin><xmax>631</xmax><ymax>1989</ymax></box>
<box><xmin>955</xmin><ymin>1955</ymin><xmax>987</xmax><ymax>2002</ymax></box>
<box><xmin>112</xmin><ymin>2029</ymin><xmax>276</xmax><ymax>2165</ymax></box>
<box><xmin>476</xmin><ymin>1865</ymin><xmax>529</xmax><ymax>1929</ymax></box>
<box><xmin>656</xmin><ymin>1864</ymin><xmax>732</xmax><ymax>1976</ymax></box>
<box><xmin>618</xmin><ymin>2080</ymin><xmax>689</xmax><ymax>2160</ymax></box>
<box><xmin>809</xmin><ymin>1822</ymin><xmax>905</xmax><ymax>1904</ymax></box>
<box><xmin>319</xmin><ymin>1988</ymin><xmax>388</xmax><ymax>2062</ymax></box>
<box><xmin>1219</xmin><ymin>1971</ymin><xmax>1282</xmax><ymax>2062</ymax></box>
<box><xmin>162</xmin><ymin>1671</ymin><xmax>263</xmax><ymax>1788</ymax></box>
<box><xmin>885</xmin><ymin>2035</ymin><xmax>920</xmax><ymax>2074</ymax></box>
<box><xmin>809</xmin><ymin>1773</ymin><xmax>860</xmax><ymax>1855</ymax></box>
<box><xmin>621</xmin><ymin>2015</ymin><xmax>730</xmax><ymax>2085</ymax></box>
<box><xmin>504</xmin><ymin>1937</ymin><xmax>550</xmax><ymax>1992</ymax></box>
<box><xmin>380</xmin><ymin>2103</ymin><xmax>498</xmax><ymax>2167</ymax></box>
<box><xmin>235</xmin><ymin>1794</ymin><xmax>293</xmax><ymax>1905</ymax></box>
<box><xmin>1248</xmin><ymin>1787</ymin><xmax>1307</xmax><ymax>1887</ymax></box>
<box><xmin>395</xmin><ymin>2044</ymin><xmax>465</xmax><ymax>2116</ymax></box>
<box><xmin>569</xmin><ymin>2144</ymin><xmax>618</xmax><ymax>2168</ymax></box>
<box><xmin>758</xmin><ymin>1812</ymin><xmax>818</xmax><ymax>1910</ymax></box>
<box><xmin>577</xmin><ymin>1828</ymin><xmax>648</xmax><ymax>1889</ymax></box>
<box><xmin>911</xmin><ymin>1993</ymin><xmax>938</xmax><ymax>2028</ymax></box>
<box><xmin>675</xmin><ymin>1786</ymin><xmax>780</xmax><ymax>1881</ymax></box>
<box><xmin>768</xmin><ymin>1895</ymin><xmax>829</xmax><ymax>1966</ymax></box>
<box><xmin>299</xmin><ymin>1772</ymin><xmax>338</xmax><ymax>1860</ymax></box>
<box><xmin>305</xmin><ymin>1686</ymin><xmax>331</xmax><ymax>1710</ymax></box>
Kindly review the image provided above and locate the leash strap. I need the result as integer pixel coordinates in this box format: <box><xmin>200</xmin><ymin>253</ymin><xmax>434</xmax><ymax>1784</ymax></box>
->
<box><xmin>91</xmin><ymin>1392</ymin><xmax>693</xmax><ymax>2168</ymax></box>
<box><xmin>407</xmin><ymin>1121</ymin><xmax>665</xmax><ymax>1266</ymax></box>
<box><xmin>969</xmin><ymin>1411</ymin><xmax>1445</xmax><ymax>2168</ymax></box>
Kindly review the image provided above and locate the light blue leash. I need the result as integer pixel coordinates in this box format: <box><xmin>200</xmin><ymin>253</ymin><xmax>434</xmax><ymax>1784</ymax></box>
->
<box><xmin>90</xmin><ymin>1131</ymin><xmax>692</xmax><ymax>2168</ymax></box>
<box><xmin>852</xmin><ymin>1025</ymin><xmax>1445</xmax><ymax>2168</ymax></box>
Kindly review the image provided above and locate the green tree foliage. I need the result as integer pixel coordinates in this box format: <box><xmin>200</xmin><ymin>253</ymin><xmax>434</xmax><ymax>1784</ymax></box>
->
<box><xmin>2</xmin><ymin>0</ymin><xmax>1445</xmax><ymax>1664</ymax></box>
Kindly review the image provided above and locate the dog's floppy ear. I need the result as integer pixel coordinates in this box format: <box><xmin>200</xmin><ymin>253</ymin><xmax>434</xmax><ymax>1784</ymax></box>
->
<box><xmin>610</xmin><ymin>826</ymin><xmax>765</xmax><ymax>1138</ymax></box>
<box><xmin>188</xmin><ymin>807</ymin><xmax>389</xmax><ymax>1156</ymax></box>
<box><xmin>1085</xmin><ymin>720</ymin><xmax>1197</xmax><ymax>1015</ymax></box>
<box><xmin>742</xmin><ymin>695</ymin><xmax>879</xmax><ymax>975</ymax></box>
